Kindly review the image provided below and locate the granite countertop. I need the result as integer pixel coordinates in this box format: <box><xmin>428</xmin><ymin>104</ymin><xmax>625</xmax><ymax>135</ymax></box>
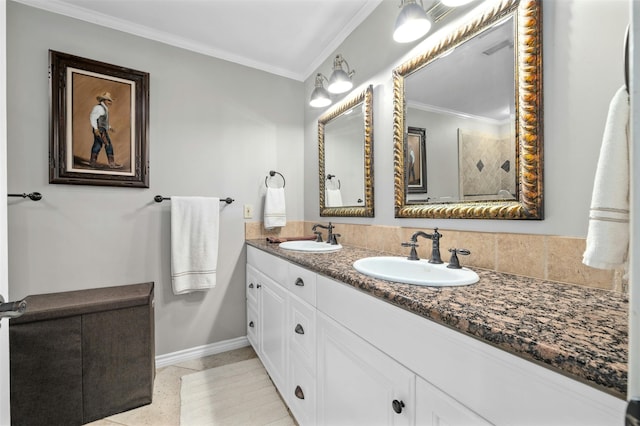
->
<box><xmin>246</xmin><ymin>239</ymin><xmax>628</xmax><ymax>399</ymax></box>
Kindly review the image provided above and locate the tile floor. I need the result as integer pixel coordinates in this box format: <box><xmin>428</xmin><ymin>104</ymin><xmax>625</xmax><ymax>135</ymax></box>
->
<box><xmin>87</xmin><ymin>345</ymin><xmax>292</xmax><ymax>426</ymax></box>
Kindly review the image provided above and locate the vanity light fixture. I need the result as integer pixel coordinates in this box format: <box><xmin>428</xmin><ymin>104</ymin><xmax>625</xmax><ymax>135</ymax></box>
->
<box><xmin>393</xmin><ymin>0</ymin><xmax>432</xmax><ymax>43</ymax></box>
<box><xmin>309</xmin><ymin>73</ymin><xmax>332</xmax><ymax>108</ymax></box>
<box><xmin>327</xmin><ymin>54</ymin><xmax>356</xmax><ymax>94</ymax></box>
<box><xmin>440</xmin><ymin>0</ymin><xmax>476</xmax><ymax>6</ymax></box>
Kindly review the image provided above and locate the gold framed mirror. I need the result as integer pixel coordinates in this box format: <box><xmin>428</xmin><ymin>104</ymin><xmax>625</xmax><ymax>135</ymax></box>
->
<box><xmin>319</xmin><ymin>84</ymin><xmax>374</xmax><ymax>217</ymax></box>
<box><xmin>393</xmin><ymin>0</ymin><xmax>542</xmax><ymax>219</ymax></box>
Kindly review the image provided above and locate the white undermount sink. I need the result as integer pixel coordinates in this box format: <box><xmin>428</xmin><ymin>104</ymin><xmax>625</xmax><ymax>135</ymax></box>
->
<box><xmin>353</xmin><ymin>256</ymin><xmax>479</xmax><ymax>287</ymax></box>
<box><xmin>279</xmin><ymin>240</ymin><xmax>342</xmax><ymax>253</ymax></box>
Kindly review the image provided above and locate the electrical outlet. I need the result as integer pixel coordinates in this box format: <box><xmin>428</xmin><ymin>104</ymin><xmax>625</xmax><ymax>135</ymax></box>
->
<box><xmin>243</xmin><ymin>204</ymin><xmax>253</xmax><ymax>219</ymax></box>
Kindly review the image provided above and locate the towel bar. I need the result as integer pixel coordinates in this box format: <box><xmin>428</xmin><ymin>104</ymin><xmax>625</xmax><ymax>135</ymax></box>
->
<box><xmin>154</xmin><ymin>195</ymin><xmax>234</xmax><ymax>204</ymax></box>
<box><xmin>8</xmin><ymin>192</ymin><xmax>42</xmax><ymax>201</ymax></box>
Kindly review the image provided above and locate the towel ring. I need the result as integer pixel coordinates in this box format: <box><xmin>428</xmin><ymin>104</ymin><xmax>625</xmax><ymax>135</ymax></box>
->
<box><xmin>265</xmin><ymin>170</ymin><xmax>286</xmax><ymax>188</ymax></box>
<box><xmin>326</xmin><ymin>174</ymin><xmax>341</xmax><ymax>190</ymax></box>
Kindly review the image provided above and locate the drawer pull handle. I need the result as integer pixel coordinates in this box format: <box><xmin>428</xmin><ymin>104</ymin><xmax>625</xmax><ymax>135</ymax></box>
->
<box><xmin>295</xmin><ymin>278</ymin><xmax>305</xmax><ymax>287</ymax></box>
<box><xmin>249</xmin><ymin>321</ymin><xmax>255</xmax><ymax>328</ymax></box>
<box><xmin>295</xmin><ymin>385</ymin><xmax>305</xmax><ymax>400</ymax></box>
<box><xmin>256</xmin><ymin>284</ymin><xmax>262</xmax><ymax>289</ymax></box>
<box><xmin>248</xmin><ymin>283</ymin><xmax>254</xmax><ymax>288</ymax></box>
<box><xmin>295</xmin><ymin>324</ymin><xmax>305</xmax><ymax>334</ymax></box>
<box><xmin>392</xmin><ymin>399</ymin><xmax>405</xmax><ymax>414</ymax></box>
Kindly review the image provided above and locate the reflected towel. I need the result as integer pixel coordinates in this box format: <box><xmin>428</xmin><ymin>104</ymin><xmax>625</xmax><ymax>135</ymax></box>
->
<box><xmin>326</xmin><ymin>189</ymin><xmax>343</xmax><ymax>207</ymax></box>
<box><xmin>171</xmin><ymin>196</ymin><xmax>219</xmax><ymax>295</ymax></box>
<box><xmin>264</xmin><ymin>187</ymin><xmax>286</xmax><ymax>229</ymax></box>
<box><xmin>583</xmin><ymin>86</ymin><xmax>630</xmax><ymax>270</ymax></box>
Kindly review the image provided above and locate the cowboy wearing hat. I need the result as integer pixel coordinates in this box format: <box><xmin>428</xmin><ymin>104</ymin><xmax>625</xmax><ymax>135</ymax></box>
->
<box><xmin>89</xmin><ymin>91</ymin><xmax>122</xmax><ymax>169</ymax></box>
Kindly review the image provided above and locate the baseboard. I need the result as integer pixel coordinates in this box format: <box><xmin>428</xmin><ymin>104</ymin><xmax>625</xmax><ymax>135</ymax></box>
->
<box><xmin>155</xmin><ymin>336</ymin><xmax>250</xmax><ymax>368</ymax></box>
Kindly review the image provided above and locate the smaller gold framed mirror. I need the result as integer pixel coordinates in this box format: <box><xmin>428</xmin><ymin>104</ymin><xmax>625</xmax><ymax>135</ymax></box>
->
<box><xmin>319</xmin><ymin>85</ymin><xmax>374</xmax><ymax>217</ymax></box>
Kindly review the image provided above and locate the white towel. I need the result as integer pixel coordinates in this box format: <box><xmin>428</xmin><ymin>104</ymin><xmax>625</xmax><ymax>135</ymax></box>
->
<box><xmin>171</xmin><ymin>196</ymin><xmax>219</xmax><ymax>295</ymax></box>
<box><xmin>326</xmin><ymin>189</ymin><xmax>343</xmax><ymax>207</ymax></box>
<box><xmin>264</xmin><ymin>187</ymin><xmax>286</xmax><ymax>229</ymax></box>
<box><xmin>583</xmin><ymin>86</ymin><xmax>630</xmax><ymax>270</ymax></box>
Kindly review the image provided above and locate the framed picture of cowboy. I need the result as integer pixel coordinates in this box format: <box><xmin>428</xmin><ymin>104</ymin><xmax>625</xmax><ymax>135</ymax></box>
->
<box><xmin>49</xmin><ymin>50</ymin><xmax>149</xmax><ymax>187</ymax></box>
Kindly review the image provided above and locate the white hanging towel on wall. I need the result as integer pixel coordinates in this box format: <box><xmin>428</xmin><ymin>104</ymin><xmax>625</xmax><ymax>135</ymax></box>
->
<box><xmin>264</xmin><ymin>187</ymin><xmax>286</xmax><ymax>229</ymax></box>
<box><xmin>171</xmin><ymin>196</ymin><xmax>220</xmax><ymax>295</ymax></box>
<box><xmin>583</xmin><ymin>86</ymin><xmax>630</xmax><ymax>271</ymax></box>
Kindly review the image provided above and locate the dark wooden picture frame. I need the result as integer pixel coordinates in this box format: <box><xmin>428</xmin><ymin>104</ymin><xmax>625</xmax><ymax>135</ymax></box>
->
<box><xmin>406</xmin><ymin>126</ymin><xmax>427</xmax><ymax>193</ymax></box>
<box><xmin>49</xmin><ymin>50</ymin><xmax>149</xmax><ymax>187</ymax></box>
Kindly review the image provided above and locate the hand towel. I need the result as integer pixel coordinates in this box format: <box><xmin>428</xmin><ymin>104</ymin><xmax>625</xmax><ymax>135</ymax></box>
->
<box><xmin>171</xmin><ymin>196</ymin><xmax>219</xmax><ymax>295</ymax></box>
<box><xmin>583</xmin><ymin>86</ymin><xmax>630</xmax><ymax>270</ymax></box>
<box><xmin>264</xmin><ymin>187</ymin><xmax>286</xmax><ymax>229</ymax></box>
<box><xmin>326</xmin><ymin>189</ymin><xmax>343</xmax><ymax>207</ymax></box>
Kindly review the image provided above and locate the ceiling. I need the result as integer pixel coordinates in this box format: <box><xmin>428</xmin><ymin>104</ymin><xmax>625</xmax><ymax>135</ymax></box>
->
<box><xmin>14</xmin><ymin>0</ymin><xmax>383</xmax><ymax>81</ymax></box>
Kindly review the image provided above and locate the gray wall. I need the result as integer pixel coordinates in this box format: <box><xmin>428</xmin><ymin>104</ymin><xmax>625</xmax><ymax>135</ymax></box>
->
<box><xmin>304</xmin><ymin>0</ymin><xmax>629</xmax><ymax>237</ymax></box>
<box><xmin>7</xmin><ymin>1</ymin><xmax>304</xmax><ymax>355</ymax></box>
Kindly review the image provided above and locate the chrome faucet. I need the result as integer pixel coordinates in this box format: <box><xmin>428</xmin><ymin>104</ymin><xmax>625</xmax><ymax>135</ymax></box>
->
<box><xmin>312</xmin><ymin>222</ymin><xmax>339</xmax><ymax>244</ymax></box>
<box><xmin>401</xmin><ymin>228</ymin><xmax>443</xmax><ymax>263</ymax></box>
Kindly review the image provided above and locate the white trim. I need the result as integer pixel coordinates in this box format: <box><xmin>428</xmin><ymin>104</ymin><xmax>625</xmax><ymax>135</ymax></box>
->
<box><xmin>407</xmin><ymin>100</ymin><xmax>511</xmax><ymax>126</ymax></box>
<box><xmin>301</xmin><ymin>0</ymin><xmax>383</xmax><ymax>81</ymax></box>
<box><xmin>11</xmin><ymin>0</ymin><xmax>381</xmax><ymax>82</ymax></box>
<box><xmin>155</xmin><ymin>336</ymin><xmax>250</xmax><ymax>369</ymax></box>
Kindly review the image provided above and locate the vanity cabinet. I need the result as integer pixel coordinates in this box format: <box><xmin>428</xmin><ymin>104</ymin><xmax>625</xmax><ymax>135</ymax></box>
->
<box><xmin>246</xmin><ymin>246</ymin><xmax>625</xmax><ymax>425</ymax></box>
<box><xmin>317</xmin><ymin>312</ymin><xmax>414</xmax><ymax>426</ymax></box>
<box><xmin>246</xmin><ymin>247</ymin><xmax>317</xmax><ymax>424</ymax></box>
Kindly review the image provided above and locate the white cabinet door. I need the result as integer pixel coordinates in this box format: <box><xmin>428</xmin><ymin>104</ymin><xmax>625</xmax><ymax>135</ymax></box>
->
<box><xmin>317</xmin><ymin>312</ymin><xmax>415</xmax><ymax>426</ymax></box>
<box><xmin>246</xmin><ymin>265</ymin><xmax>260</xmax><ymax>350</ymax></box>
<box><xmin>260</xmin><ymin>274</ymin><xmax>288</xmax><ymax>391</ymax></box>
<box><xmin>415</xmin><ymin>376</ymin><xmax>493</xmax><ymax>426</ymax></box>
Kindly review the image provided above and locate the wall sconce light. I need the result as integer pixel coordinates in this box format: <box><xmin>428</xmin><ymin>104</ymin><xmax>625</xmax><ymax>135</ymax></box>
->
<box><xmin>393</xmin><ymin>0</ymin><xmax>432</xmax><ymax>43</ymax></box>
<box><xmin>309</xmin><ymin>73</ymin><xmax>332</xmax><ymax>108</ymax></box>
<box><xmin>309</xmin><ymin>54</ymin><xmax>356</xmax><ymax>108</ymax></box>
<box><xmin>327</xmin><ymin>54</ymin><xmax>355</xmax><ymax>94</ymax></box>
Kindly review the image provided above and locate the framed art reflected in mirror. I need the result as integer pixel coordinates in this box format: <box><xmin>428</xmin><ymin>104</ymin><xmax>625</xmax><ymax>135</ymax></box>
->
<box><xmin>407</xmin><ymin>126</ymin><xmax>427</xmax><ymax>194</ymax></box>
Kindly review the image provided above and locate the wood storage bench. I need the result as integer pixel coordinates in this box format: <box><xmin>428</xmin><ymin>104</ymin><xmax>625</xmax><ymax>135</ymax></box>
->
<box><xmin>9</xmin><ymin>282</ymin><xmax>155</xmax><ymax>426</ymax></box>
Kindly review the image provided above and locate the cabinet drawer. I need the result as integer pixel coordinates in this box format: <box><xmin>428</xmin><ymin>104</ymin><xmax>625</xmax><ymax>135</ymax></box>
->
<box><xmin>247</xmin><ymin>246</ymin><xmax>288</xmax><ymax>284</ymax></box>
<box><xmin>289</xmin><ymin>294</ymin><xmax>316</xmax><ymax>372</ymax></box>
<box><xmin>288</xmin><ymin>359</ymin><xmax>316</xmax><ymax>426</ymax></box>
<box><xmin>288</xmin><ymin>262</ymin><xmax>316</xmax><ymax>306</ymax></box>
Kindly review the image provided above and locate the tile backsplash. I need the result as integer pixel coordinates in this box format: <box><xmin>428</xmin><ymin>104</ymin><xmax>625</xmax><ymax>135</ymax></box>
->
<box><xmin>245</xmin><ymin>221</ymin><xmax>625</xmax><ymax>293</ymax></box>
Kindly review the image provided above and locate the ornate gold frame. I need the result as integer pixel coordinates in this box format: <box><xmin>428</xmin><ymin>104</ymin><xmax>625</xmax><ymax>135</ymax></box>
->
<box><xmin>393</xmin><ymin>0</ymin><xmax>543</xmax><ymax>219</ymax></box>
<box><xmin>319</xmin><ymin>85</ymin><xmax>374</xmax><ymax>217</ymax></box>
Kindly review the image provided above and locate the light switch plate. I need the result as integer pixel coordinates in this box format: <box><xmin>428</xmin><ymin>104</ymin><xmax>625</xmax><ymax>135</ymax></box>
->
<box><xmin>244</xmin><ymin>204</ymin><xmax>253</xmax><ymax>219</ymax></box>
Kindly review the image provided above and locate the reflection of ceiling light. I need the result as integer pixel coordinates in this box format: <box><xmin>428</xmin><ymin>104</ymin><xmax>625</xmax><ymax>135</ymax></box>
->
<box><xmin>309</xmin><ymin>73</ymin><xmax>332</xmax><ymax>108</ymax></box>
<box><xmin>393</xmin><ymin>0</ymin><xmax>432</xmax><ymax>43</ymax></box>
<box><xmin>440</xmin><ymin>0</ymin><xmax>476</xmax><ymax>7</ymax></box>
<box><xmin>438</xmin><ymin>48</ymin><xmax>455</xmax><ymax>58</ymax></box>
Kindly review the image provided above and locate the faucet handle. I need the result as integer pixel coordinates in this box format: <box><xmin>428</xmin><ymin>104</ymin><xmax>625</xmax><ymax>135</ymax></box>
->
<box><xmin>329</xmin><ymin>233</ymin><xmax>341</xmax><ymax>245</ymax></box>
<box><xmin>314</xmin><ymin>231</ymin><xmax>323</xmax><ymax>242</ymax></box>
<box><xmin>447</xmin><ymin>248</ymin><xmax>470</xmax><ymax>269</ymax></box>
<box><xmin>402</xmin><ymin>241</ymin><xmax>420</xmax><ymax>261</ymax></box>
